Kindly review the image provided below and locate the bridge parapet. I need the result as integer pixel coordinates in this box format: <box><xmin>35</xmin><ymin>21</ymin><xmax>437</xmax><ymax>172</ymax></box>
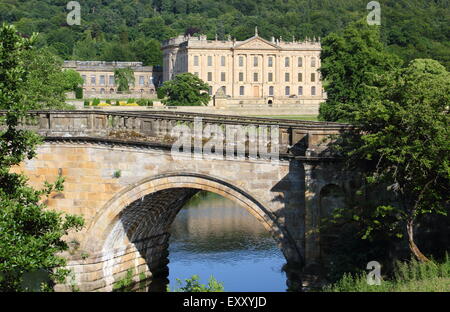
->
<box><xmin>2</xmin><ymin>110</ymin><xmax>352</xmax><ymax>159</ymax></box>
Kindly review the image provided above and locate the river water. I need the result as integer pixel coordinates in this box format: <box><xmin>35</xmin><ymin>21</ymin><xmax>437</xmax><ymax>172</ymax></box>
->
<box><xmin>167</xmin><ymin>192</ymin><xmax>288</xmax><ymax>292</ymax></box>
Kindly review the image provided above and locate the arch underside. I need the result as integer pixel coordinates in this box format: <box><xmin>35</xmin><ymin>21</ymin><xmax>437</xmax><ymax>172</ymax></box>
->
<box><xmin>65</xmin><ymin>174</ymin><xmax>296</xmax><ymax>292</ymax></box>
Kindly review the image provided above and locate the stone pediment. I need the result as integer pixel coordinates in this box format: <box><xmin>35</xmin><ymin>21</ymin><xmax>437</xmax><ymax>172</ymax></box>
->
<box><xmin>234</xmin><ymin>36</ymin><xmax>280</xmax><ymax>50</ymax></box>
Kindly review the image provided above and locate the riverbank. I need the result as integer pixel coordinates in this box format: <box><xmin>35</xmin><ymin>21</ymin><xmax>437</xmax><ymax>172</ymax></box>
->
<box><xmin>323</xmin><ymin>256</ymin><xmax>450</xmax><ymax>292</ymax></box>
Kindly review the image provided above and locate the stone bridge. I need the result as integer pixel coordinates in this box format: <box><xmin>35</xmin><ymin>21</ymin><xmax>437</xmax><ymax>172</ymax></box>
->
<box><xmin>11</xmin><ymin>110</ymin><xmax>358</xmax><ymax>291</ymax></box>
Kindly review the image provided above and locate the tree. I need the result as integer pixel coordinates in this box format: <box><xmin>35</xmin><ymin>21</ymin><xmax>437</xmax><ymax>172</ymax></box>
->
<box><xmin>61</xmin><ymin>69</ymin><xmax>84</xmax><ymax>96</ymax></box>
<box><xmin>157</xmin><ymin>73</ymin><xmax>211</xmax><ymax>106</ymax></box>
<box><xmin>337</xmin><ymin>59</ymin><xmax>450</xmax><ymax>262</ymax></box>
<box><xmin>0</xmin><ymin>23</ymin><xmax>84</xmax><ymax>291</ymax></box>
<box><xmin>318</xmin><ymin>19</ymin><xmax>402</xmax><ymax>122</ymax></box>
<box><xmin>114</xmin><ymin>68</ymin><xmax>135</xmax><ymax>92</ymax></box>
<box><xmin>16</xmin><ymin>47</ymin><xmax>77</xmax><ymax>110</ymax></box>
<box><xmin>130</xmin><ymin>38</ymin><xmax>163</xmax><ymax>66</ymax></box>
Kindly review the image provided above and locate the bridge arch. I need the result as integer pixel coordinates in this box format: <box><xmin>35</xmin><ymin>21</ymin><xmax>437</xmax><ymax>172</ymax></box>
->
<box><xmin>81</xmin><ymin>172</ymin><xmax>296</xmax><ymax>291</ymax></box>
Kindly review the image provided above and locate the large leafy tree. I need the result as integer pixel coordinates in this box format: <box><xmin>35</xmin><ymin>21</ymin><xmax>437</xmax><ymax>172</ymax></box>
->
<box><xmin>157</xmin><ymin>73</ymin><xmax>211</xmax><ymax>106</ymax></box>
<box><xmin>352</xmin><ymin>59</ymin><xmax>449</xmax><ymax>261</ymax></box>
<box><xmin>0</xmin><ymin>24</ymin><xmax>84</xmax><ymax>291</ymax></box>
<box><xmin>334</xmin><ymin>59</ymin><xmax>450</xmax><ymax>262</ymax></box>
<box><xmin>318</xmin><ymin>19</ymin><xmax>401</xmax><ymax>122</ymax></box>
<box><xmin>1</xmin><ymin>46</ymin><xmax>82</xmax><ymax>110</ymax></box>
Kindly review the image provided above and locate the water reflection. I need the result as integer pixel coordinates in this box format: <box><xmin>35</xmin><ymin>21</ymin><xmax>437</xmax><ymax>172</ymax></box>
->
<box><xmin>167</xmin><ymin>192</ymin><xmax>288</xmax><ymax>292</ymax></box>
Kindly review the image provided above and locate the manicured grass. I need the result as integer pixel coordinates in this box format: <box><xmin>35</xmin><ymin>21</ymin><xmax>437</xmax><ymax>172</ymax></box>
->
<box><xmin>251</xmin><ymin>115</ymin><xmax>319</xmax><ymax>121</ymax></box>
<box><xmin>323</xmin><ymin>256</ymin><xmax>450</xmax><ymax>292</ymax></box>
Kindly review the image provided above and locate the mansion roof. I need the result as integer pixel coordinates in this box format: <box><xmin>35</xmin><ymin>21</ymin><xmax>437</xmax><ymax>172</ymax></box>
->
<box><xmin>63</xmin><ymin>60</ymin><xmax>157</xmax><ymax>72</ymax></box>
<box><xmin>162</xmin><ymin>33</ymin><xmax>321</xmax><ymax>51</ymax></box>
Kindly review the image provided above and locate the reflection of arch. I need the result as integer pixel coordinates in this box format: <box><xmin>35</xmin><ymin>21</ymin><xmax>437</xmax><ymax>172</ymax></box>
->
<box><xmin>86</xmin><ymin>173</ymin><xmax>288</xmax><ymax>253</ymax></box>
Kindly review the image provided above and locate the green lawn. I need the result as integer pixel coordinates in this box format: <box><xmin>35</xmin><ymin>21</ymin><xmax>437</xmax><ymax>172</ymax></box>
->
<box><xmin>250</xmin><ymin>115</ymin><xmax>319</xmax><ymax>121</ymax></box>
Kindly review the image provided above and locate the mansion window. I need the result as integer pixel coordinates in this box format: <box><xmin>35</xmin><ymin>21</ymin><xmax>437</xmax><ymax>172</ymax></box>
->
<box><xmin>91</xmin><ymin>75</ymin><xmax>96</xmax><ymax>85</ymax></box>
<box><xmin>268</xmin><ymin>72</ymin><xmax>273</xmax><ymax>82</ymax></box>
<box><xmin>239</xmin><ymin>56</ymin><xmax>244</xmax><ymax>67</ymax></box>
<box><xmin>285</xmin><ymin>73</ymin><xmax>290</xmax><ymax>82</ymax></box>
<box><xmin>298</xmin><ymin>86</ymin><xmax>303</xmax><ymax>96</ymax></box>
<box><xmin>221</xmin><ymin>56</ymin><xmax>226</xmax><ymax>66</ymax></box>
<box><xmin>239</xmin><ymin>72</ymin><xmax>244</xmax><ymax>82</ymax></box>
<box><xmin>285</xmin><ymin>86</ymin><xmax>290</xmax><ymax>96</ymax></box>
<box><xmin>81</xmin><ymin>75</ymin><xmax>86</xmax><ymax>84</ymax></box>
<box><xmin>268</xmin><ymin>57</ymin><xmax>273</xmax><ymax>67</ymax></box>
<box><xmin>253</xmin><ymin>73</ymin><xmax>259</xmax><ymax>82</ymax></box>
<box><xmin>298</xmin><ymin>73</ymin><xmax>302</xmax><ymax>82</ymax></box>
<box><xmin>311</xmin><ymin>86</ymin><xmax>316</xmax><ymax>96</ymax></box>
<box><xmin>208</xmin><ymin>87</ymin><xmax>212</xmax><ymax>95</ymax></box>
<box><xmin>109</xmin><ymin>75</ymin><xmax>115</xmax><ymax>85</ymax></box>
<box><xmin>221</xmin><ymin>72</ymin><xmax>226</xmax><ymax>82</ymax></box>
<box><xmin>269</xmin><ymin>86</ymin><xmax>274</xmax><ymax>96</ymax></box>
<box><xmin>311</xmin><ymin>57</ymin><xmax>316</xmax><ymax>67</ymax></box>
<box><xmin>285</xmin><ymin>57</ymin><xmax>290</xmax><ymax>67</ymax></box>
<box><xmin>253</xmin><ymin>56</ymin><xmax>258</xmax><ymax>67</ymax></box>
<box><xmin>298</xmin><ymin>57</ymin><xmax>303</xmax><ymax>67</ymax></box>
<box><xmin>139</xmin><ymin>76</ymin><xmax>145</xmax><ymax>86</ymax></box>
<box><xmin>311</xmin><ymin>73</ymin><xmax>316</xmax><ymax>82</ymax></box>
<box><xmin>208</xmin><ymin>56</ymin><xmax>213</xmax><ymax>66</ymax></box>
<box><xmin>240</xmin><ymin>86</ymin><xmax>245</xmax><ymax>96</ymax></box>
<box><xmin>194</xmin><ymin>55</ymin><xmax>199</xmax><ymax>66</ymax></box>
<box><xmin>100</xmin><ymin>75</ymin><xmax>105</xmax><ymax>85</ymax></box>
<box><xmin>207</xmin><ymin>72</ymin><xmax>212</xmax><ymax>81</ymax></box>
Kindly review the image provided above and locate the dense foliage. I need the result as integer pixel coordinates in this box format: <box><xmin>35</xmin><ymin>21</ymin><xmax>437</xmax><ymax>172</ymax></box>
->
<box><xmin>0</xmin><ymin>0</ymin><xmax>449</xmax><ymax>69</ymax></box>
<box><xmin>157</xmin><ymin>73</ymin><xmax>211</xmax><ymax>106</ymax></box>
<box><xmin>318</xmin><ymin>19</ymin><xmax>401</xmax><ymax>122</ymax></box>
<box><xmin>319</xmin><ymin>19</ymin><xmax>449</xmax><ymax>266</ymax></box>
<box><xmin>0</xmin><ymin>23</ymin><xmax>84</xmax><ymax>291</ymax></box>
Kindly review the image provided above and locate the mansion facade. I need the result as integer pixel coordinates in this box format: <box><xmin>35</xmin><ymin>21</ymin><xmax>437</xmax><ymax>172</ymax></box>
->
<box><xmin>63</xmin><ymin>61</ymin><xmax>162</xmax><ymax>99</ymax></box>
<box><xmin>162</xmin><ymin>29</ymin><xmax>325</xmax><ymax>107</ymax></box>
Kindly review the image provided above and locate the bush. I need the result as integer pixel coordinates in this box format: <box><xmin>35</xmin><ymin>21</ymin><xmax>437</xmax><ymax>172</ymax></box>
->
<box><xmin>127</xmin><ymin>98</ymin><xmax>135</xmax><ymax>104</ymax></box>
<box><xmin>92</xmin><ymin>98</ymin><xmax>100</xmax><ymax>106</ymax></box>
<box><xmin>106</xmin><ymin>99</ymin><xmax>111</xmax><ymax>104</ymax></box>
<box><xmin>83</xmin><ymin>100</ymin><xmax>90</xmax><ymax>107</ymax></box>
<box><xmin>169</xmin><ymin>275</ymin><xmax>224</xmax><ymax>292</ymax></box>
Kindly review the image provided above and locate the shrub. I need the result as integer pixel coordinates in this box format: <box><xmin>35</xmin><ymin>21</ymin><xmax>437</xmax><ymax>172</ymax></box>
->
<box><xmin>92</xmin><ymin>98</ymin><xmax>100</xmax><ymax>106</ymax></box>
<box><xmin>169</xmin><ymin>275</ymin><xmax>224</xmax><ymax>292</ymax></box>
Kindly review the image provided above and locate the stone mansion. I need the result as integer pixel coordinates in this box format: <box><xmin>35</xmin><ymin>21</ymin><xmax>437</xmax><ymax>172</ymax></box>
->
<box><xmin>162</xmin><ymin>29</ymin><xmax>325</xmax><ymax>108</ymax></box>
<box><xmin>65</xmin><ymin>30</ymin><xmax>325</xmax><ymax>109</ymax></box>
<box><xmin>63</xmin><ymin>60</ymin><xmax>162</xmax><ymax>99</ymax></box>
